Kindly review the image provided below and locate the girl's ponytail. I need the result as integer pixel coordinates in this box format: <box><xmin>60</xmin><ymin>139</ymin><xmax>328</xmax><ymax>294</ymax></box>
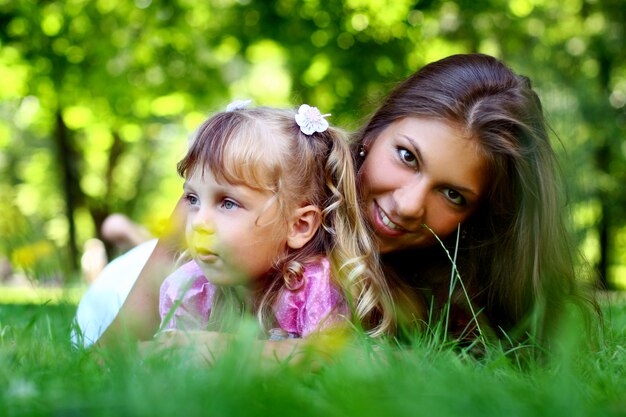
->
<box><xmin>245</xmin><ymin>105</ymin><xmax>422</xmax><ymax>337</ymax></box>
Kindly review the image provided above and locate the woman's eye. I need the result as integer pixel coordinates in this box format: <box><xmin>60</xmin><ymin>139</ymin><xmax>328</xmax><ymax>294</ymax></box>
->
<box><xmin>221</xmin><ymin>199</ymin><xmax>240</xmax><ymax>210</ymax></box>
<box><xmin>444</xmin><ymin>188</ymin><xmax>465</xmax><ymax>205</ymax></box>
<box><xmin>397</xmin><ymin>147</ymin><xmax>417</xmax><ymax>167</ymax></box>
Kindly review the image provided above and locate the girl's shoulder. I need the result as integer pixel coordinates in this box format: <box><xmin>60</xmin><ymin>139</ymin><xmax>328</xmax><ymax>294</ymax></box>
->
<box><xmin>159</xmin><ymin>260</ymin><xmax>217</xmax><ymax>311</ymax></box>
<box><xmin>162</xmin><ymin>260</ymin><xmax>208</xmax><ymax>290</ymax></box>
<box><xmin>273</xmin><ymin>256</ymin><xmax>348</xmax><ymax>337</ymax></box>
<box><xmin>302</xmin><ymin>256</ymin><xmax>331</xmax><ymax>285</ymax></box>
<box><xmin>300</xmin><ymin>256</ymin><xmax>345</xmax><ymax>296</ymax></box>
<box><xmin>159</xmin><ymin>260</ymin><xmax>217</xmax><ymax>330</ymax></box>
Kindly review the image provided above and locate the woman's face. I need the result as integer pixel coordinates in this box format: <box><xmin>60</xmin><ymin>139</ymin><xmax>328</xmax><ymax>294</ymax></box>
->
<box><xmin>359</xmin><ymin>117</ymin><xmax>490</xmax><ymax>253</ymax></box>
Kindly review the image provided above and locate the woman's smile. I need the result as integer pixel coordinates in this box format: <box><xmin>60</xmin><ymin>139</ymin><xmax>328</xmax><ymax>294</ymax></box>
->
<box><xmin>372</xmin><ymin>202</ymin><xmax>409</xmax><ymax>235</ymax></box>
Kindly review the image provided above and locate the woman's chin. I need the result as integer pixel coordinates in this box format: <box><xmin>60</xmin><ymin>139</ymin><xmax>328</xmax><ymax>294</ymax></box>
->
<box><xmin>376</xmin><ymin>234</ymin><xmax>437</xmax><ymax>254</ymax></box>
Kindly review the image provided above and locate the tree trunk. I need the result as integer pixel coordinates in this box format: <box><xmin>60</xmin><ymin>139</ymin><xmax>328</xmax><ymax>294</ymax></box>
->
<box><xmin>598</xmin><ymin>200</ymin><xmax>610</xmax><ymax>290</ymax></box>
<box><xmin>54</xmin><ymin>110</ymin><xmax>79</xmax><ymax>276</ymax></box>
<box><xmin>594</xmin><ymin>40</ymin><xmax>614</xmax><ymax>290</ymax></box>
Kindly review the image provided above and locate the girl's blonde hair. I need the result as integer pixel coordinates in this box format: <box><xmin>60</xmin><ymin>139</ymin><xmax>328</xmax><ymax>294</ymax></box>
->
<box><xmin>177</xmin><ymin>106</ymin><xmax>396</xmax><ymax>336</ymax></box>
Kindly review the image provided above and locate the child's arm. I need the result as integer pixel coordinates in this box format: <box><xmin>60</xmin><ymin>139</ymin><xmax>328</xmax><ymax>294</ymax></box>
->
<box><xmin>140</xmin><ymin>264</ymin><xmax>353</xmax><ymax>366</ymax></box>
<box><xmin>98</xmin><ymin>197</ymin><xmax>187</xmax><ymax>346</ymax></box>
<box><xmin>142</xmin><ymin>327</ymin><xmax>350</xmax><ymax>368</ymax></box>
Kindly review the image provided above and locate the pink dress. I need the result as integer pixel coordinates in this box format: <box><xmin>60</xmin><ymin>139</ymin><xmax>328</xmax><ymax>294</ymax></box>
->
<box><xmin>159</xmin><ymin>258</ymin><xmax>348</xmax><ymax>338</ymax></box>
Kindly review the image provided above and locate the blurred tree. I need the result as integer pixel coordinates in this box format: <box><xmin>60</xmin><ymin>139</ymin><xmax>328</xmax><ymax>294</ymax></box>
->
<box><xmin>0</xmin><ymin>0</ymin><xmax>624</xmax><ymax>287</ymax></box>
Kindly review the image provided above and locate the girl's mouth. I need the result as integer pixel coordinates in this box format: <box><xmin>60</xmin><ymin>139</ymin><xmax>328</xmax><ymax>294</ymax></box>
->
<box><xmin>189</xmin><ymin>232</ymin><xmax>219</xmax><ymax>263</ymax></box>
<box><xmin>194</xmin><ymin>248</ymin><xmax>219</xmax><ymax>264</ymax></box>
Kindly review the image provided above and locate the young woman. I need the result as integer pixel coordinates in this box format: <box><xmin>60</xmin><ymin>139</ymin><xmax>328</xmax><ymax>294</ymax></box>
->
<box><xmin>352</xmin><ymin>53</ymin><xmax>596</xmax><ymax>346</ymax></box>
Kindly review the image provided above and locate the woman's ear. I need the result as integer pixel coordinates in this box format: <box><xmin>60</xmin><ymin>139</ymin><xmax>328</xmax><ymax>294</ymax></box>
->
<box><xmin>287</xmin><ymin>205</ymin><xmax>321</xmax><ymax>249</ymax></box>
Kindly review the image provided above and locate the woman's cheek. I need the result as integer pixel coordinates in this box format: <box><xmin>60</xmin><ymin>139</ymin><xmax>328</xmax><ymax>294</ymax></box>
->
<box><xmin>428</xmin><ymin>211</ymin><xmax>461</xmax><ymax>240</ymax></box>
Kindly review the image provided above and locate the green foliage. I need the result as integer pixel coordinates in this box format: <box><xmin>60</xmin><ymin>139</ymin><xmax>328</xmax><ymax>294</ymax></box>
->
<box><xmin>0</xmin><ymin>300</ymin><xmax>624</xmax><ymax>416</ymax></box>
<box><xmin>0</xmin><ymin>0</ymin><xmax>625</xmax><ymax>284</ymax></box>
<box><xmin>0</xmin><ymin>187</ymin><xmax>67</xmax><ymax>282</ymax></box>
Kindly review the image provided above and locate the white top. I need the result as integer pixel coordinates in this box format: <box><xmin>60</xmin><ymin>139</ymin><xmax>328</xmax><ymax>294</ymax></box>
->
<box><xmin>71</xmin><ymin>239</ymin><xmax>158</xmax><ymax>348</ymax></box>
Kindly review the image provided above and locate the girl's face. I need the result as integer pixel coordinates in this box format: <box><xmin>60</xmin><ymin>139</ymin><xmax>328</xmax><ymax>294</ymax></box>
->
<box><xmin>183</xmin><ymin>169</ymin><xmax>288</xmax><ymax>287</ymax></box>
<box><xmin>359</xmin><ymin>117</ymin><xmax>490</xmax><ymax>253</ymax></box>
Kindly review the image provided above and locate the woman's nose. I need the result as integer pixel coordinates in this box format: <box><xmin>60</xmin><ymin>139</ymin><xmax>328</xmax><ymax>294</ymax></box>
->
<box><xmin>394</xmin><ymin>181</ymin><xmax>426</xmax><ymax>221</ymax></box>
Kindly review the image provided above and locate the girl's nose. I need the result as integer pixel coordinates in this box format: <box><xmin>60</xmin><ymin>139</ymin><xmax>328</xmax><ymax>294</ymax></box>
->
<box><xmin>394</xmin><ymin>181</ymin><xmax>426</xmax><ymax>221</ymax></box>
<box><xmin>190</xmin><ymin>217</ymin><xmax>217</xmax><ymax>254</ymax></box>
<box><xmin>192</xmin><ymin>209</ymin><xmax>215</xmax><ymax>234</ymax></box>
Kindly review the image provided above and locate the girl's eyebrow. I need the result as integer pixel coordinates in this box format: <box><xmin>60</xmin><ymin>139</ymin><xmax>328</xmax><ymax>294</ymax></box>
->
<box><xmin>182</xmin><ymin>181</ymin><xmax>198</xmax><ymax>193</ymax></box>
<box><xmin>400</xmin><ymin>134</ymin><xmax>480</xmax><ymax>198</ymax></box>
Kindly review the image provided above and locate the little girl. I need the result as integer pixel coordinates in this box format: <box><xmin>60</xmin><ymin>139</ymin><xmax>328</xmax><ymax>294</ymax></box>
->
<box><xmin>158</xmin><ymin>102</ymin><xmax>392</xmax><ymax>339</ymax></box>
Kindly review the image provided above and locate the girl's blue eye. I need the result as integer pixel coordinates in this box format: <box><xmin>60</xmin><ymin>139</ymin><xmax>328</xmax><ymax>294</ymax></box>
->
<box><xmin>185</xmin><ymin>194</ymin><xmax>199</xmax><ymax>206</ymax></box>
<box><xmin>444</xmin><ymin>188</ymin><xmax>465</xmax><ymax>205</ymax></box>
<box><xmin>398</xmin><ymin>147</ymin><xmax>417</xmax><ymax>167</ymax></box>
<box><xmin>222</xmin><ymin>199</ymin><xmax>239</xmax><ymax>210</ymax></box>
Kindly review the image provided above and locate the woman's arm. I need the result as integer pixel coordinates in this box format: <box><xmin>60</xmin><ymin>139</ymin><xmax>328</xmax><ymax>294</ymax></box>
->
<box><xmin>98</xmin><ymin>197</ymin><xmax>187</xmax><ymax>346</ymax></box>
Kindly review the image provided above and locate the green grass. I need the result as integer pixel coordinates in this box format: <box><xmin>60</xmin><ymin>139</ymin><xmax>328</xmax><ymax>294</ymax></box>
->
<box><xmin>1</xmin><ymin>298</ymin><xmax>625</xmax><ymax>417</ymax></box>
<box><xmin>0</xmin><ymin>285</ymin><xmax>86</xmax><ymax>305</ymax></box>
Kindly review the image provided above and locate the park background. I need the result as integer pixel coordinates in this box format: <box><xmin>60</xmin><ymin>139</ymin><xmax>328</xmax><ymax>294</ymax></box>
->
<box><xmin>0</xmin><ymin>0</ymin><xmax>625</xmax><ymax>291</ymax></box>
<box><xmin>1</xmin><ymin>1</ymin><xmax>626</xmax><ymax>416</ymax></box>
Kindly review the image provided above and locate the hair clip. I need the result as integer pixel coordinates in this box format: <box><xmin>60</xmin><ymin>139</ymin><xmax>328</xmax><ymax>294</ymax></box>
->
<box><xmin>295</xmin><ymin>104</ymin><xmax>330</xmax><ymax>135</ymax></box>
<box><xmin>226</xmin><ymin>99</ymin><xmax>252</xmax><ymax>112</ymax></box>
